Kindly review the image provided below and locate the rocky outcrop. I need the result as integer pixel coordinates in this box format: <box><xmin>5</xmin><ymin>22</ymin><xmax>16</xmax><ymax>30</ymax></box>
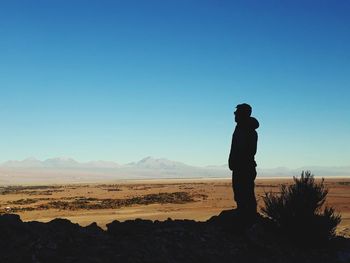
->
<box><xmin>0</xmin><ymin>210</ymin><xmax>349</xmax><ymax>263</ymax></box>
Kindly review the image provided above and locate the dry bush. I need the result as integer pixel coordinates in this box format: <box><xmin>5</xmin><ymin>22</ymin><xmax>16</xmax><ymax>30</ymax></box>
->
<box><xmin>262</xmin><ymin>171</ymin><xmax>341</xmax><ymax>244</ymax></box>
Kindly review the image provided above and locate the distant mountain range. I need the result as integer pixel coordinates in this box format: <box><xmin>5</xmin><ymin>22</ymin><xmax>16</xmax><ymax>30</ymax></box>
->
<box><xmin>1</xmin><ymin>156</ymin><xmax>192</xmax><ymax>170</ymax></box>
<box><xmin>0</xmin><ymin>156</ymin><xmax>349</xmax><ymax>184</ymax></box>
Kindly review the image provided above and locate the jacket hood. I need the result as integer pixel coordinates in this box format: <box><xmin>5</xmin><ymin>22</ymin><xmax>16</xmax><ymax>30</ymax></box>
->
<box><xmin>249</xmin><ymin>117</ymin><xmax>259</xmax><ymax>130</ymax></box>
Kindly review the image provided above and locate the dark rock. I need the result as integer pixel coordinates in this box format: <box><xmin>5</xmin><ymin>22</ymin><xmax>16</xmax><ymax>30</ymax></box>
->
<box><xmin>0</xmin><ymin>213</ymin><xmax>22</xmax><ymax>224</ymax></box>
<box><xmin>0</xmin><ymin>211</ymin><xmax>348</xmax><ymax>263</ymax></box>
<box><xmin>84</xmin><ymin>222</ymin><xmax>104</xmax><ymax>235</ymax></box>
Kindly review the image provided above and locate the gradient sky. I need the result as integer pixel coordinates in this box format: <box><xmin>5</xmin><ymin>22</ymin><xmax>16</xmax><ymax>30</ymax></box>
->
<box><xmin>1</xmin><ymin>0</ymin><xmax>349</xmax><ymax>168</ymax></box>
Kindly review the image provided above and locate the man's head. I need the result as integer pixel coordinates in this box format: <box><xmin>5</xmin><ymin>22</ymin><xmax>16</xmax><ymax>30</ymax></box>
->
<box><xmin>234</xmin><ymin>103</ymin><xmax>252</xmax><ymax>123</ymax></box>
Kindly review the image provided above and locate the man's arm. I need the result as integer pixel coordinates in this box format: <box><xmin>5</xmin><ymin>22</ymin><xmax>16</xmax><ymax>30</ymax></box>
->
<box><xmin>248</xmin><ymin>131</ymin><xmax>258</xmax><ymax>158</ymax></box>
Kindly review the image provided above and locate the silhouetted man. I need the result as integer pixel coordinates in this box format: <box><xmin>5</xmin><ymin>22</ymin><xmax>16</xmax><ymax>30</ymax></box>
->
<box><xmin>229</xmin><ymin>103</ymin><xmax>259</xmax><ymax>219</ymax></box>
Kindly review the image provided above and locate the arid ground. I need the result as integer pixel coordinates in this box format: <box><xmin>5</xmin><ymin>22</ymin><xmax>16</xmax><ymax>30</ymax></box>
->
<box><xmin>1</xmin><ymin>178</ymin><xmax>349</xmax><ymax>237</ymax></box>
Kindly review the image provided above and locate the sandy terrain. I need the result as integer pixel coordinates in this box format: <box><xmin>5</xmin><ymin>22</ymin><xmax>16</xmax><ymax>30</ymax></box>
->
<box><xmin>0</xmin><ymin>178</ymin><xmax>349</xmax><ymax>236</ymax></box>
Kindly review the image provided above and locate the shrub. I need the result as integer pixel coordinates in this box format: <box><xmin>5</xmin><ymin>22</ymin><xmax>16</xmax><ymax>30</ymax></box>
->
<box><xmin>261</xmin><ymin>171</ymin><xmax>341</xmax><ymax>244</ymax></box>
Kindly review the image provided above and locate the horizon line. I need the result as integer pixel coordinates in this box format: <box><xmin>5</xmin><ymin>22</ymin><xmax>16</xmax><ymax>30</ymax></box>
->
<box><xmin>1</xmin><ymin>156</ymin><xmax>350</xmax><ymax>170</ymax></box>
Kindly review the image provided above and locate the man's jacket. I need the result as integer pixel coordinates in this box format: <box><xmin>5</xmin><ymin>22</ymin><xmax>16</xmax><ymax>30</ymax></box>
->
<box><xmin>229</xmin><ymin>117</ymin><xmax>259</xmax><ymax>171</ymax></box>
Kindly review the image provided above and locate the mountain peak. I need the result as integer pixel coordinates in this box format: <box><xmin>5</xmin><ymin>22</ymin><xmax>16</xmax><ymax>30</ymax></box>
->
<box><xmin>138</xmin><ymin>156</ymin><xmax>154</xmax><ymax>163</ymax></box>
<box><xmin>134</xmin><ymin>156</ymin><xmax>188</xmax><ymax>169</ymax></box>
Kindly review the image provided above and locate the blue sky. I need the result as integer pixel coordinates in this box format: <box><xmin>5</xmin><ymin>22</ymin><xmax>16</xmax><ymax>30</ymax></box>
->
<box><xmin>0</xmin><ymin>0</ymin><xmax>349</xmax><ymax>168</ymax></box>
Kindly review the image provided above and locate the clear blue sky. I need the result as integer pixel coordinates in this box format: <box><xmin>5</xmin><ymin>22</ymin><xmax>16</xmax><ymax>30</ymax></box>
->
<box><xmin>1</xmin><ymin>0</ymin><xmax>349</xmax><ymax>168</ymax></box>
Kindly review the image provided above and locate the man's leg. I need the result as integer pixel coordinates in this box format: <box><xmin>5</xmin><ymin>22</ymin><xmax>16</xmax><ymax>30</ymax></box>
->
<box><xmin>247</xmin><ymin>179</ymin><xmax>257</xmax><ymax>214</ymax></box>
<box><xmin>232</xmin><ymin>172</ymin><xmax>243</xmax><ymax>211</ymax></box>
<box><xmin>246</xmin><ymin>167</ymin><xmax>257</xmax><ymax>216</ymax></box>
<box><xmin>233</xmin><ymin>168</ymin><xmax>257</xmax><ymax>217</ymax></box>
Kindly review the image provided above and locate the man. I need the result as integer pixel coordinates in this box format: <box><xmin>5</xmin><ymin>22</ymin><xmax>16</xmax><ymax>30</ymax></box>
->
<box><xmin>229</xmin><ymin>103</ymin><xmax>259</xmax><ymax>218</ymax></box>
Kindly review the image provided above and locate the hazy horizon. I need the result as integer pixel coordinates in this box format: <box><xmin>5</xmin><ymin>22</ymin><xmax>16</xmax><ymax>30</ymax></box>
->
<box><xmin>0</xmin><ymin>156</ymin><xmax>350</xmax><ymax>172</ymax></box>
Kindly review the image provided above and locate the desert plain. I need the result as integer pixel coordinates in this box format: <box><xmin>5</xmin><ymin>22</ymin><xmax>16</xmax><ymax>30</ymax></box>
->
<box><xmin>0</xmin><ymin>178</ymin><xmax>349</xmax><ymax>237</ymax></box>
